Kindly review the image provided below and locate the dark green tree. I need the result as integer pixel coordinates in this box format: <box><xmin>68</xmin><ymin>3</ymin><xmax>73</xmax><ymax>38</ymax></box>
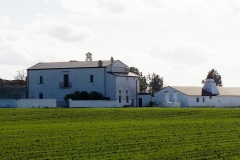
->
<box><xmin>129</xmin><ymin>67</ymin><xmax>148</xmax><ymax>93</ymax></box>
<box><xmin>139</xmin><ymin>75</ymin><xmax>148</xmax><ymax>93</ymax></box>
<box><xmin>202</xmin><ymin>69</ymin><xmax>222</xmax><ymax>86</ymax></box>
<box><xmin>147</xmin><ymin>73</ymin><xmax>164</xmax><ymax>95</ymax></box>
<box><xmin>129</xmin><ymin>67</ymin><xmax>140</xmax><ymax>75</ymax></box>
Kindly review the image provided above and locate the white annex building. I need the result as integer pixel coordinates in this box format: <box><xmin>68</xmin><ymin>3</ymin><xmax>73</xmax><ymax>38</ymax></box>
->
<box><xmin>27</xmin><ymin>53</ymin><xmax>139</xmax><ymax>107</ymax></box>
<box><xmin>139</xmin><ymin>79</ymin><xmax>240</xmax><ymax>107</ymax></box>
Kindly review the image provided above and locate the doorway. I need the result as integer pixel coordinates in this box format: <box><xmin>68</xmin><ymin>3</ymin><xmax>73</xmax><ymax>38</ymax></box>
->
<box><xmin>139</xmin><ymin>98</ymin><xmax>142</xmax><ymax>107</ymax></box>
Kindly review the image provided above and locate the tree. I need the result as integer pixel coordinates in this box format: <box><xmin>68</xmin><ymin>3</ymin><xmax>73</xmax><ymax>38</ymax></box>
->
<box><xmin>202</xmin><ymin>69</ymin><xmax>222</xmax><ymax>86</ymax></box>
<box><xmin>147</xmin><ymin>73</ymin><xmax>164</xmax><ymax>95</ymax></box>
<box><xmin>129</xmin><ymin>67</ymin><xmax>148</xmax><ymax>92</ymax></box>
<box><xmin>139</xmin><ymin>75</ymin><xmax>148</xmax><ymax>93</ymax></box>
<box><xmin>15</xmin><ymin>70</ymin><xmax>26</xmax><ymax>81</ymax></box>
<box><xmin>129</xmin><ymin>67</ymin><xmax>140</xmax><ymax>75</ymax></box>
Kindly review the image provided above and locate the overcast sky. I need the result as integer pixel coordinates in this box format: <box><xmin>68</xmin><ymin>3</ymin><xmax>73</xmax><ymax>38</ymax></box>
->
<box><xmin>1</xmin><ymin>0</ymin><xmax>240</xmax><ymax>86</ymax></box>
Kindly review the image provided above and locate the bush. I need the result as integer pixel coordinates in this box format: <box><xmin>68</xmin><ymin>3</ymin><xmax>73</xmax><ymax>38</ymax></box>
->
<box><xmin>64</xmin><ymin>91</ymin><xmax>109</xmax><ymax>101</ymax></box>
<box><xmin>147</xmin><ymin>101</ymin><xmax>156</xmax><ymax>107</ymax></box>
<box><xmin>89</xmin><ymin>91</ymin><xmax>104</xmax><ymax>100</ymax></box>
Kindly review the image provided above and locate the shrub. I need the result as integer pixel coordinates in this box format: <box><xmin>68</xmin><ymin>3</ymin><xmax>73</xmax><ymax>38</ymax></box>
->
<box><xmin>64</xmin><ymin>91</ymin><xmax>109</xmax><ymax>101</ymax></box>
<box><xmin>89</xmin><ymin>91</ymin><xmax>104</xmax><ymax>100</ymax></box>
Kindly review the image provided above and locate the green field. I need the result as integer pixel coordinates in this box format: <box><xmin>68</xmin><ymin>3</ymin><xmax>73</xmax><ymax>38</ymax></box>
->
<box><xmin>1</xmin><ymin>108</ymin><xmax>240</xmax><ymax>159</ymax></box>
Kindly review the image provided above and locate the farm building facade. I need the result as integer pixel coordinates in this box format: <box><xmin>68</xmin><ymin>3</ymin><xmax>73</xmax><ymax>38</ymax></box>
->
<box><xmin>139</xmin><ymin>79</ymin><xmax>240</xmax><ymax>107</ymax></box>
<box><xmin>2</xmin><ymin>52</ymin><xmax>240</xmax><ymax>108</ymax></box>
<box><xmin>27</xmin><ymin>53</ymin><xmax>139</xmax><ymax>107</ymax></box>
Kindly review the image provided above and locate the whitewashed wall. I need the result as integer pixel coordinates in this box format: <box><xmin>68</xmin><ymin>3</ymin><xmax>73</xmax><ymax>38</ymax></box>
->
<box><xmin>138</xmin><ymin>94</ymin><xmax>152</xmax><ymax>106</ymax></box>
<box><xmin>188</xmin><ymin>96</ymin><xmax>240</xmax><ymax>107</ymax></box>
<box><xmin>0</xmin><ymin>99</ymin><xmax>56</xmax><ymax>108</ymax></box>
<box><xmin>106</xmin><ymin>73</ymin><xmax>116</xmax><ymax>100</ymax></box>
<box><xmin>164</xmin><ymin>102</ymin><xmax>181</xmax><ymax>108</ymax></box>
<box><xmin>151</xmin><ymin>86</ymin><xmax>240</xmax><ymax>107</ymax></box>
<box><xmin>106</xmin><ymin>60</ymin><xmax>128</xmax><ymax>73</ymax></box>
<box><xmin>69</xmin><ymin>99</ymin><xmax>123</xmax><ymax>108</ymax></box>
<box><xmin>28</xmin><ymin>68</ymin><xmax>106</xmax><ymax>101</ymax></box>
<box><xmin>0</xmin><ymin>99</ymin><xmax>17</xmax><ymax>108</ymax></box>
<box><xmin>153</xmin><ymin>87</ymin><xmax>189</xmax><ymax>107</ymax></box>
<box><xmin>17</xmin><ymin>99</ymin><xmax>56</xmax><ymax>108</ymax></box>
<box><xmin>115</xmin><ymin>76</ymin><xmax>139</xmax><ymax>106</ymax></box>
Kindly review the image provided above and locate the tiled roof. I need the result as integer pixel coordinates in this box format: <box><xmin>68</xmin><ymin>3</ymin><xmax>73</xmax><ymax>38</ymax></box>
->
<box><xmin>170</xmin><ymin>86</ymin><xmax>240</xmax><ymax>96</ymax></box>
<box><xmin>218</xmin><ymin>87</ymin><xmax>240</xmax><ymax>96</ymax></box>
<box><xmin>28</xmin><ymin>60</ymin><xmax>112</xmax><ymax>70</ymax></box>
<box><xmin>171</xmin><ymin>86</ymin><xmax>202</xmax><ymax>96</ymax></box>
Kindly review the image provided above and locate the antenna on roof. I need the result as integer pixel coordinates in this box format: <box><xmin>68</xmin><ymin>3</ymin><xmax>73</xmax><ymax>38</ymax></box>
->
<box><xmin>86</xmin><ymin>52</ymin><xmax>92</xmax><ymax>61</ymax></box>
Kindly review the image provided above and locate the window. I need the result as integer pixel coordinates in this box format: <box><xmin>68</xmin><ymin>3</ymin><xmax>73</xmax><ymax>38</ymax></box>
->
<box><xmin>39</xmin><ymin>93</ymin><xmax>43</xmax><ymax>99</ymax></box>
<box><xmin>196</xmin><ymin>97</ymin><xmax>199</xmax><ymax>102</ymax></box>
<box><xmin>90</xmin><ymin>75</ymin><xmax>94</xmax><ymax>82</ymax></box>
<box><xmin>209</xmin><ymin>96</ymin><xmax>212</xmax><ymax>99</ymax></box>
<box><xmin>64</xmin><ymin>74</ymin><xmax>69</xmax><ymax>87</ymax></box>
<box><xmin>126</xmin><ymin>96</ymin><xmax>129</xmax><ymax>103</ymax></box>
<box><xmin>126</xmin><ymin>90</ymin><xmax>128</xmax><ymax>94</ymax></box>
<box><xmin>39</xmin><ymin>76</ymin><xmax>43</xmax><ymax>84</ymax></box>
<box><xmin>119</xmin><ymin>96</ymin><xmax>121</xmax><ymax>103</ymax></box>
<box><xmin>119</xmin><ymin>90</ymin><xmax>121</xmax><ymax>94</ymax></box>
<box><xmin>203</xmin><ymin>97</ymin><xmax>205</xmax><ymax>103</ymax></box>
<box><xmin>60</xmin><ymin>74</ymin><xmax>71</xmax><ymax>88</ymax></box>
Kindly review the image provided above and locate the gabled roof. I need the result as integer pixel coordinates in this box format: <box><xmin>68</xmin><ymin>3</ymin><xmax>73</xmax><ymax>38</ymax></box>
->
<box><xmin>28</xmin><ymin>60</ymin><xmax>112</xmax><ymax>70</ymax></box>
<box><xmin>167</xmin><ymin>86</ymin><xmax>240</xmax><ymax>96</ymax></box>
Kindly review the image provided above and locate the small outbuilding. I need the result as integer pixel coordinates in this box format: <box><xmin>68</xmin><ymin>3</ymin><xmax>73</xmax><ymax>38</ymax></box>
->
<box><xmin>142</xmin><ymin>79</ymin><xmax>240</xmax><ymax>107</ymax></box>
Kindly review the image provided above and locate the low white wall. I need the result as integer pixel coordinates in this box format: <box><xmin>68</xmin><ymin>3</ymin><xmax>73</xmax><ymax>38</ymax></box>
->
<box><xmin>0</xmin><ymin>99</ymin><xmax>17</xmax><ymax>108</ymax></box>
<box><xmin>69</xmin><ymin>99</ymin><xmax>122</xmax><ymax>108</ymax></box>
<box><xmin>188</xmin><ymin>96</ymin><xmax>240</xmax><ymax>107</ymax></box>
<box><xmin>0</xmin><ymin>99</ymin><xmax>56</xmax><ymax>108</ymax></box>
<box><xmin>162</xmin><ymin>102</ymin><xmax>181</xmax><ymax>108</ymax></box>
<box><xmin>216</xmin><ymin>96</ymin><xmax>240</xmax><ymax>107</ymax></box>
<box><xmin>17</xmin><ymin>99</ymin><xmax>56</xmax><ymax>108</ymax></box>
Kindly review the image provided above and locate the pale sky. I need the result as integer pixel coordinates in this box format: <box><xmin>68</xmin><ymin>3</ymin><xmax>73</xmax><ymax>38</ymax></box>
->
<box><xmin>1</xmin><ymin>0</ymin><xmax>240</xmax><ymax>87</ymax></box>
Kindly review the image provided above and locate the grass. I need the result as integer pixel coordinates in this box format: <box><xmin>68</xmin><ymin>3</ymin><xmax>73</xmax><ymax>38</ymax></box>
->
<box><xmin>0</xmin><ymin>108</ymin><xmax>240</xmax><ymax>159</ymax></box>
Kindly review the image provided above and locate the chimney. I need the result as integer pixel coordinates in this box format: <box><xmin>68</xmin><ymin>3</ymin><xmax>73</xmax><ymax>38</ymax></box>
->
<box><xmin>110</xmin><ymin>57</ymin><xmax>114</xmax><ymax>64</ymax></box>
<box><xmin>98</xmin><ymin>60</ymin><xmax>103</xmax><ymax>67</ymax></box>
<box><xmin>86</xmin><ymin>52</ymin><xmax>92</xmax><ymax>61</ymax></box>
<box><xmin>110</xmin><ymin>57</ymin><xmax>114</xmax><ymax>72</ymax></box>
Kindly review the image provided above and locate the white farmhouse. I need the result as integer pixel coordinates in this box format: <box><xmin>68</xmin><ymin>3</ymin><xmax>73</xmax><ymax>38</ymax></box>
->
<box><xmin>27</xmin><ymin>53</ymin><xmax>139</xmax><ymax>107</ymax></box>
<box><xmin>139</xmin><ymin>79</ymin><xmax>240</xmax><ymax>107</ymax></box>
